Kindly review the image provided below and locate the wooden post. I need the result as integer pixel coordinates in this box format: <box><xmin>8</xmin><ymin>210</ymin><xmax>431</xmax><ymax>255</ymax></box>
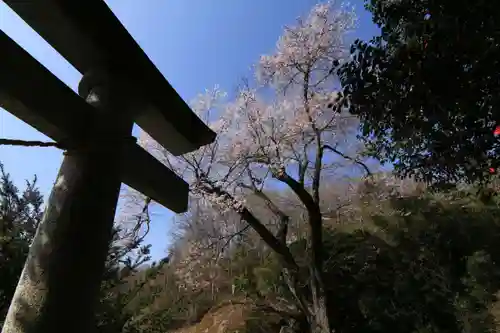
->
<box><xmin>2</xmin><ymin>71</ymin><xmax>134</xmax><ymax>333</ymax></box>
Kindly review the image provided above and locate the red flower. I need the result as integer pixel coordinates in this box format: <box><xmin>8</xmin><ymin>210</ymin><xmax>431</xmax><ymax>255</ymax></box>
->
<box><xmin>494</xmin><ymin>126</ymin><xmax>500</xmax><ymax>136</ymax></box>
<box><xmin>490</xmin><ymin>168</ymin><xmax>496</xmax><ymax>174</ymax></box>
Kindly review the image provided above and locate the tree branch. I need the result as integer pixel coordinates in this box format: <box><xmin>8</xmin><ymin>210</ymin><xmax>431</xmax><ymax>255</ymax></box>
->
<box><xmin>273</xmin><ymin>168</ymin><xmax>321</xmax><ymax>227</ymax></box>
<box><xmin>0</xmin><ymin>138</ymin><xmax>63</xmax><ymax>149</ymax></box>
<box><xmin>322</xmin><ymin>144</ymin><xmax>372</xmax><ymax>176</ymax></box>
<box><xmin>197</xmin><ymin>176</ymin><xmax>297</xmax><ymax>269</ymax></box>
<box><xmin>238</xmin><ymin>180</ymin><xmax>290</xmax><ymax>244</ymax></box>
<box><xmin>301</xmin><ymin>68</ymin><xmax>323</xmax><ymax>205</ymax></box>
<box><xmin>272</xmin><ymin>168</ymin><xmax>323</xmax><ymax>272</ymax></box>
<box><xmin>204</xmin><ymin>223</ymin><xmax>251</xmax><ymax>258</ymax></box>
<box><xmin>131</xmin><ymin>197</ymin><xmax>152</xmax><ymax>244</ymax></box>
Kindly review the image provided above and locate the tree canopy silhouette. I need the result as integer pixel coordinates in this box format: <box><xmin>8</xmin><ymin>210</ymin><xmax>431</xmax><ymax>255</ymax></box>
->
<box><xmin>339</xmin><ymin>0</ymin><xmax>500</xmax><ymax>185</ymax></box>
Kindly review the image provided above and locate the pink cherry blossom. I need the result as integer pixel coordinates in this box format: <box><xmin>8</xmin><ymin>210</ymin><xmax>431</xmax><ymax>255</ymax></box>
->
<box><xmin>139</xmin><ymin>1</ymin><xmax>362</xmax><ymax>218</ymax></box>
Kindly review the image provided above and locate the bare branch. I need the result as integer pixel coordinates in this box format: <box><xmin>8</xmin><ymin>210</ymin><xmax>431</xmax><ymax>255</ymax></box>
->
<box><xmin>197</xmin><ymin>176</ymin><xmax>297</xmax><ymax>268</ymax></box>
<box><xmin>0</xmin><ymin>138</ymin><xmax>63</xmax><ymax>149</ymax></box>
<box><xmin>322</xmin><ymin>144</ymin><xmax>372</xmax><ymax>176</ymax></box>
<box><xmin>205</xmin><ymin>223</ymin><xmax>252</xmax><ymax>259</ymax></box>
<box><xmin>131</xmin><ymin>197</ymin><xmax>152</xmax><ymax>244</ymax></box>
<box><xmin>239</xmin><ymin>179</ymin><xmax>290</xmax><ymax>243</ymax></box>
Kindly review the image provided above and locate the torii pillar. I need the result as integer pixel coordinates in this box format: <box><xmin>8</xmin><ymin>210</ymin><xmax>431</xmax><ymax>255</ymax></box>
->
<box><xmin>2</xmin><ymin>69</ymin><xmax>138</xmax><ymax>333</ymax></box>
<box><xmin>0</xmin><ymin>1</ymin><xmax>216</xmax><ymax>332</ymax></box>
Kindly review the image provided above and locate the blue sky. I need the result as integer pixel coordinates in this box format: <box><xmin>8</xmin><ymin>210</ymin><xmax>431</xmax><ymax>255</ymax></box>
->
<box><xmin>0</xmin><ymin>0</ymin><xmax>379</xmax><ymax>260</ymax></box>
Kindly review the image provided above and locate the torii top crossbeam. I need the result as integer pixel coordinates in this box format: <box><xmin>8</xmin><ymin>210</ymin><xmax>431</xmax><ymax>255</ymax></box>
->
<box><xmin>1</xmin><ymin>0</ymin><xmax>217</xmax><ymax>213</ymax></box>
<box><xmin>3</xmin><ymin>0</ymin><xmax>215</xmax><ymax>156</ymax></box>
<box><xmin>0</xmin><ymin>31</ymin><xmax>190</xmax><ymax>213</ymax></box>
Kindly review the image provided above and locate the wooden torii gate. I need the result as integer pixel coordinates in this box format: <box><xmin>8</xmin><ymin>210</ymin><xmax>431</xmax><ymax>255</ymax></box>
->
<box><xmin>0</xmin><ymin>1</ymin><xmax>215</xmax><ymax>332</ymax></box>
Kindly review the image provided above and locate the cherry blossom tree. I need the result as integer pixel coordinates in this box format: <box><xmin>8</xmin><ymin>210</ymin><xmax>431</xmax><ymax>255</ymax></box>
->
<box><xmin>140</xmin><ymin>2</ymin><xmax>367</xmax><ymax>332</ymax></box>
